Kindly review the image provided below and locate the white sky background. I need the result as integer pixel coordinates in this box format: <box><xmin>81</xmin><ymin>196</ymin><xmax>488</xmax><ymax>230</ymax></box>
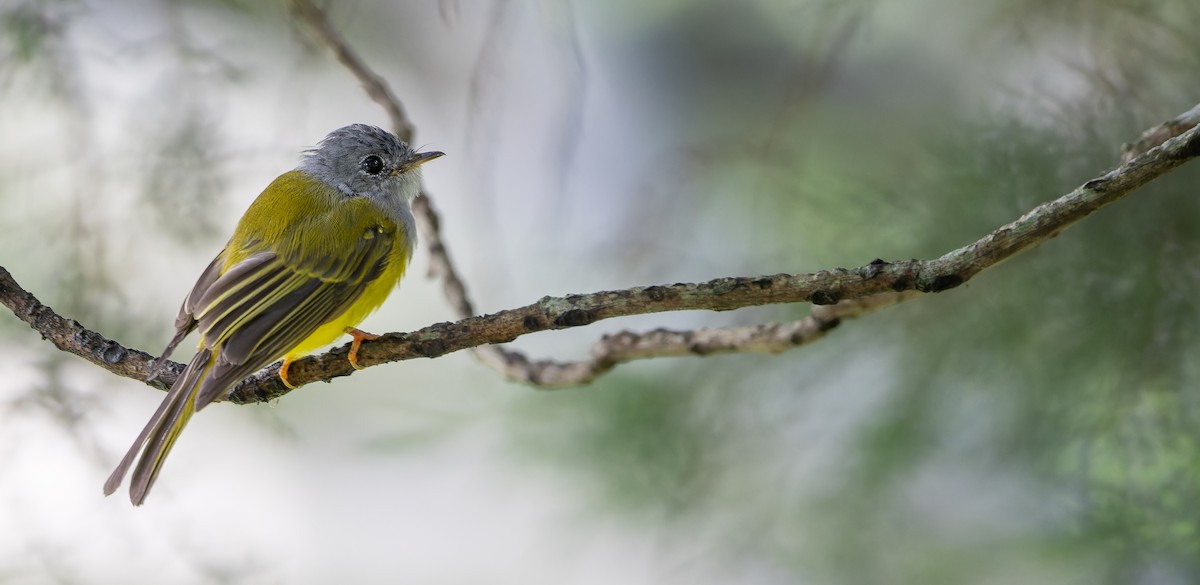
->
<box><xmin>0</xmin><ymin>0</ymin><xmax>1182</xmax><ymax>583</ymax></box>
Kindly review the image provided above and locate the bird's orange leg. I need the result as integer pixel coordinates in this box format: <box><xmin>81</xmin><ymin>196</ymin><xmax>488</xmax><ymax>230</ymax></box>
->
<box><xmin>279</xmin><ymin>356</ymin><xmax>297</xmax><ymax>389</ymax></box>
<box><xmin>346</xmin><ymin>328</ymin><xmax>380</xmax><ymax>370</ymax></box>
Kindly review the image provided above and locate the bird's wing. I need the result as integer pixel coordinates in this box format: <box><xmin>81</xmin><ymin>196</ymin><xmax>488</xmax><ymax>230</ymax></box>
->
<box><xmin>185</xmin><ymin>227</ymin><xmax>395</xmax><ymax>408</ymax></box>
<box><xmin>109</xmin><ymin>221</ymin><xmax>395</xmax><ymax>503</ymax></box>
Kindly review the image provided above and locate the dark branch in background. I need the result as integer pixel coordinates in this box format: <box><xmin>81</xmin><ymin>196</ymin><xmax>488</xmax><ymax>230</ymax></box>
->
<box><xmin>2</xmin><ymin>5</ymin><xmax>1200</xmax><ymax>398</ymax></box>
<box><xmin>287</xmin><ymin>0</ymin><xmax>415</xmax><ymax>144</ymax></box>
<box><xmin>286</xmin><ymin>0</ymin><xmax>595</xmax><ymax>383</ymax></box>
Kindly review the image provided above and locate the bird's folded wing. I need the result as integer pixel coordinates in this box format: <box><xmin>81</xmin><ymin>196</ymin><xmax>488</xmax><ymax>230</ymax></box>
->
<box><xmin>182</xmin><ymin>231</ymin><xmax>393</xmax><ymax>407</ymax></box>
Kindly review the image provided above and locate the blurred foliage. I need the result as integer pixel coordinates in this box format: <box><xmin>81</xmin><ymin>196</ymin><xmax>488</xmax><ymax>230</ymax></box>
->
<box><xmin>0</xmin><ymin>2</ymin><xmax>57</xmax><ymax>66</ymax></box>
<box><xmin>509</xmin><ymin>371</ymin><xmax>719</xmax><ymax>515</ymax></box>
<box><xmin>508</xmin><ymin>0</ymin><xmax>1200</xmax><ymax>583</ymax></box>
<box><xmin>140</xmin><ymin>109</ymin><xmax>228</xmax><ymax>244</ymax></box>
<box><xmin>0</xmin><ymin>0</ymin><xmax>260</xmax><ymax>334</ymax></box>
<box><xmin>984</xmin><ymin>0</ymin><xmax>1200</xmax><ymax>105</ymax></box>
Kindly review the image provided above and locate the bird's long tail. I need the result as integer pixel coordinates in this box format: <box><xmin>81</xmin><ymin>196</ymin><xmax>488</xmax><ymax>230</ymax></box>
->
<box><xmin>103</xmin><ymin>348</ymin><xmax>216</xmax><ymax>505</ymax></box>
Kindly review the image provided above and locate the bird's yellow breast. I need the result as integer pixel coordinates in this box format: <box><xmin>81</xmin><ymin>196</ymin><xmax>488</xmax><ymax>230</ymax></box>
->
<box><xmin>286</xmin><ymin>254</ymin><xmax>406</xmax><ymax>359</ymax></box>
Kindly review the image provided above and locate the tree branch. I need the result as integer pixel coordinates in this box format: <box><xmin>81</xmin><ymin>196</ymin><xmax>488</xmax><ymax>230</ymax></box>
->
<box><xmin>286</xmin><ymin>0</ymin><xmax>416</xmax><ymax>144</ymax></box>
<box><xmin>468</xmin><ymin>291</ymin><xmax>920</xmax><ymax>387</ymax></box>
<box><xmin>2</xmin><ymin>108</ymin><xmax>1199</xmax><ymax>397</ymax></box>
<box><xmin>0</xmin><ymin>265</ymin><xmax>170</xmax><ymax>391</ymax></box>
<box><xmin>1123</xmin><ymin>103</ymin><xmax>1200</xmax><ymax>163</ymax></box>
<box><xmin>282</xmin><ymin>1</ymin><xmax>1200</xmax><ymax>390</ymax></box>
<box><xmin>3</xmin><ymin>5</ymin><xmax>1199</xmax><ymax>400</ymax></box>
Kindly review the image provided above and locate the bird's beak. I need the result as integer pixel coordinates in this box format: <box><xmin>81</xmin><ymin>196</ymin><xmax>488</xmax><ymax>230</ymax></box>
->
<box><xmin>395</xmin><ymin>150</ymin><xmax>445</xmax><ymax>174</ymax></box>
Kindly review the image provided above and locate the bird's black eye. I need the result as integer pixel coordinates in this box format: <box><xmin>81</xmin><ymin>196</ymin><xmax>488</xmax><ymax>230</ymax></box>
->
<box><xmin>361</xmin><ymin>155</ymin><xmax>385</xmax><ymax>175</ymax></box>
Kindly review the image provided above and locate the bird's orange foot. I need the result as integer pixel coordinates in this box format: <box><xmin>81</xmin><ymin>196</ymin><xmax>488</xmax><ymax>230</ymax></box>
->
<box><xmin>279</xmin><ymin>356</ymin><xmax>297</xmax><ymax>389</ymax></box>
<box><xmin>346</xmin><ymin>327</ymin><xmax>380</xmax><ymax>370</ymax></box>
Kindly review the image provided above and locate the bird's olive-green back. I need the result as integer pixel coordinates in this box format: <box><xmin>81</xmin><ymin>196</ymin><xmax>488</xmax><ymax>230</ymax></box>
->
<box><xmin>225</xmin><ymin>170</ymin><xmax>409</xmax><ymax>284</ymax></box>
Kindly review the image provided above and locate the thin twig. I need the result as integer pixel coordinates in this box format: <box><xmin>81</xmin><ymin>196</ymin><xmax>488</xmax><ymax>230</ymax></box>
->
<box><xmin>476</xmin><ymin>292</ymin><xmax>919</xmax><ymax>387</ymax></box>
<box><xmin>287</xmin><ymin>0</ymin><xmax>415</xmax><ymax>143</ymax></box>
<box><xmin>286</xmin><ymin>0</ymin><xmax>570</xmax><ymax>381</ymax></box>
<box><xmin>288</xmin><ymin>0</ymin><xmax>475</xmax><ymax>317</ymax></box>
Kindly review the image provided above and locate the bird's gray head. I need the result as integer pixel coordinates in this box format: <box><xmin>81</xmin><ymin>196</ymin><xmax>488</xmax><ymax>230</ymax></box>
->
<box><xmin>298</xmin><ymin>124</ymin><xmax>443</xmax><ymax>207</ymax></box>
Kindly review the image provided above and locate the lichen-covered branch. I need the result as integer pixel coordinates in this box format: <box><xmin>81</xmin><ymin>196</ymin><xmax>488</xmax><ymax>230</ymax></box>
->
<box><xmin>1123</xmin><ymin>103</ymin><xmax>1200</xmax><ymax>163</ymax></box>
<box><xmin>283</xmin><ymin>0</ymin><xmax>1200</xmax><ymax>390</ymax></box>
<box><xmin>0</xmin><ymin>266</ymin><xmax>171</xmax><ymax>391</ymax></box>
<box><xmin>3</xmin><ymin>4</ymin><xmax>1199</xmax><ymax>399</ymax></box>
<box><xmin>1</xmin><ymin>109</ymin><xmax>1198</xmax><ymax>399</ymax></box>
<box><xmin>220</xmin><ymin>109</ymin><xmax>1198</xmax><ymax>394</ymax></box>
<box><xmin>470</xmin><ymin>291</ymin><xmax>920</xmax><ymax>388</ymax></box>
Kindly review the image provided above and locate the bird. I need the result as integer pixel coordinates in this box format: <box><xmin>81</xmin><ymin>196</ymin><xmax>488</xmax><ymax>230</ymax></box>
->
<box><xmin>103</xmin><ymin>124</ymin><xmax>443</xmax><ymax>505</ymax></box>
